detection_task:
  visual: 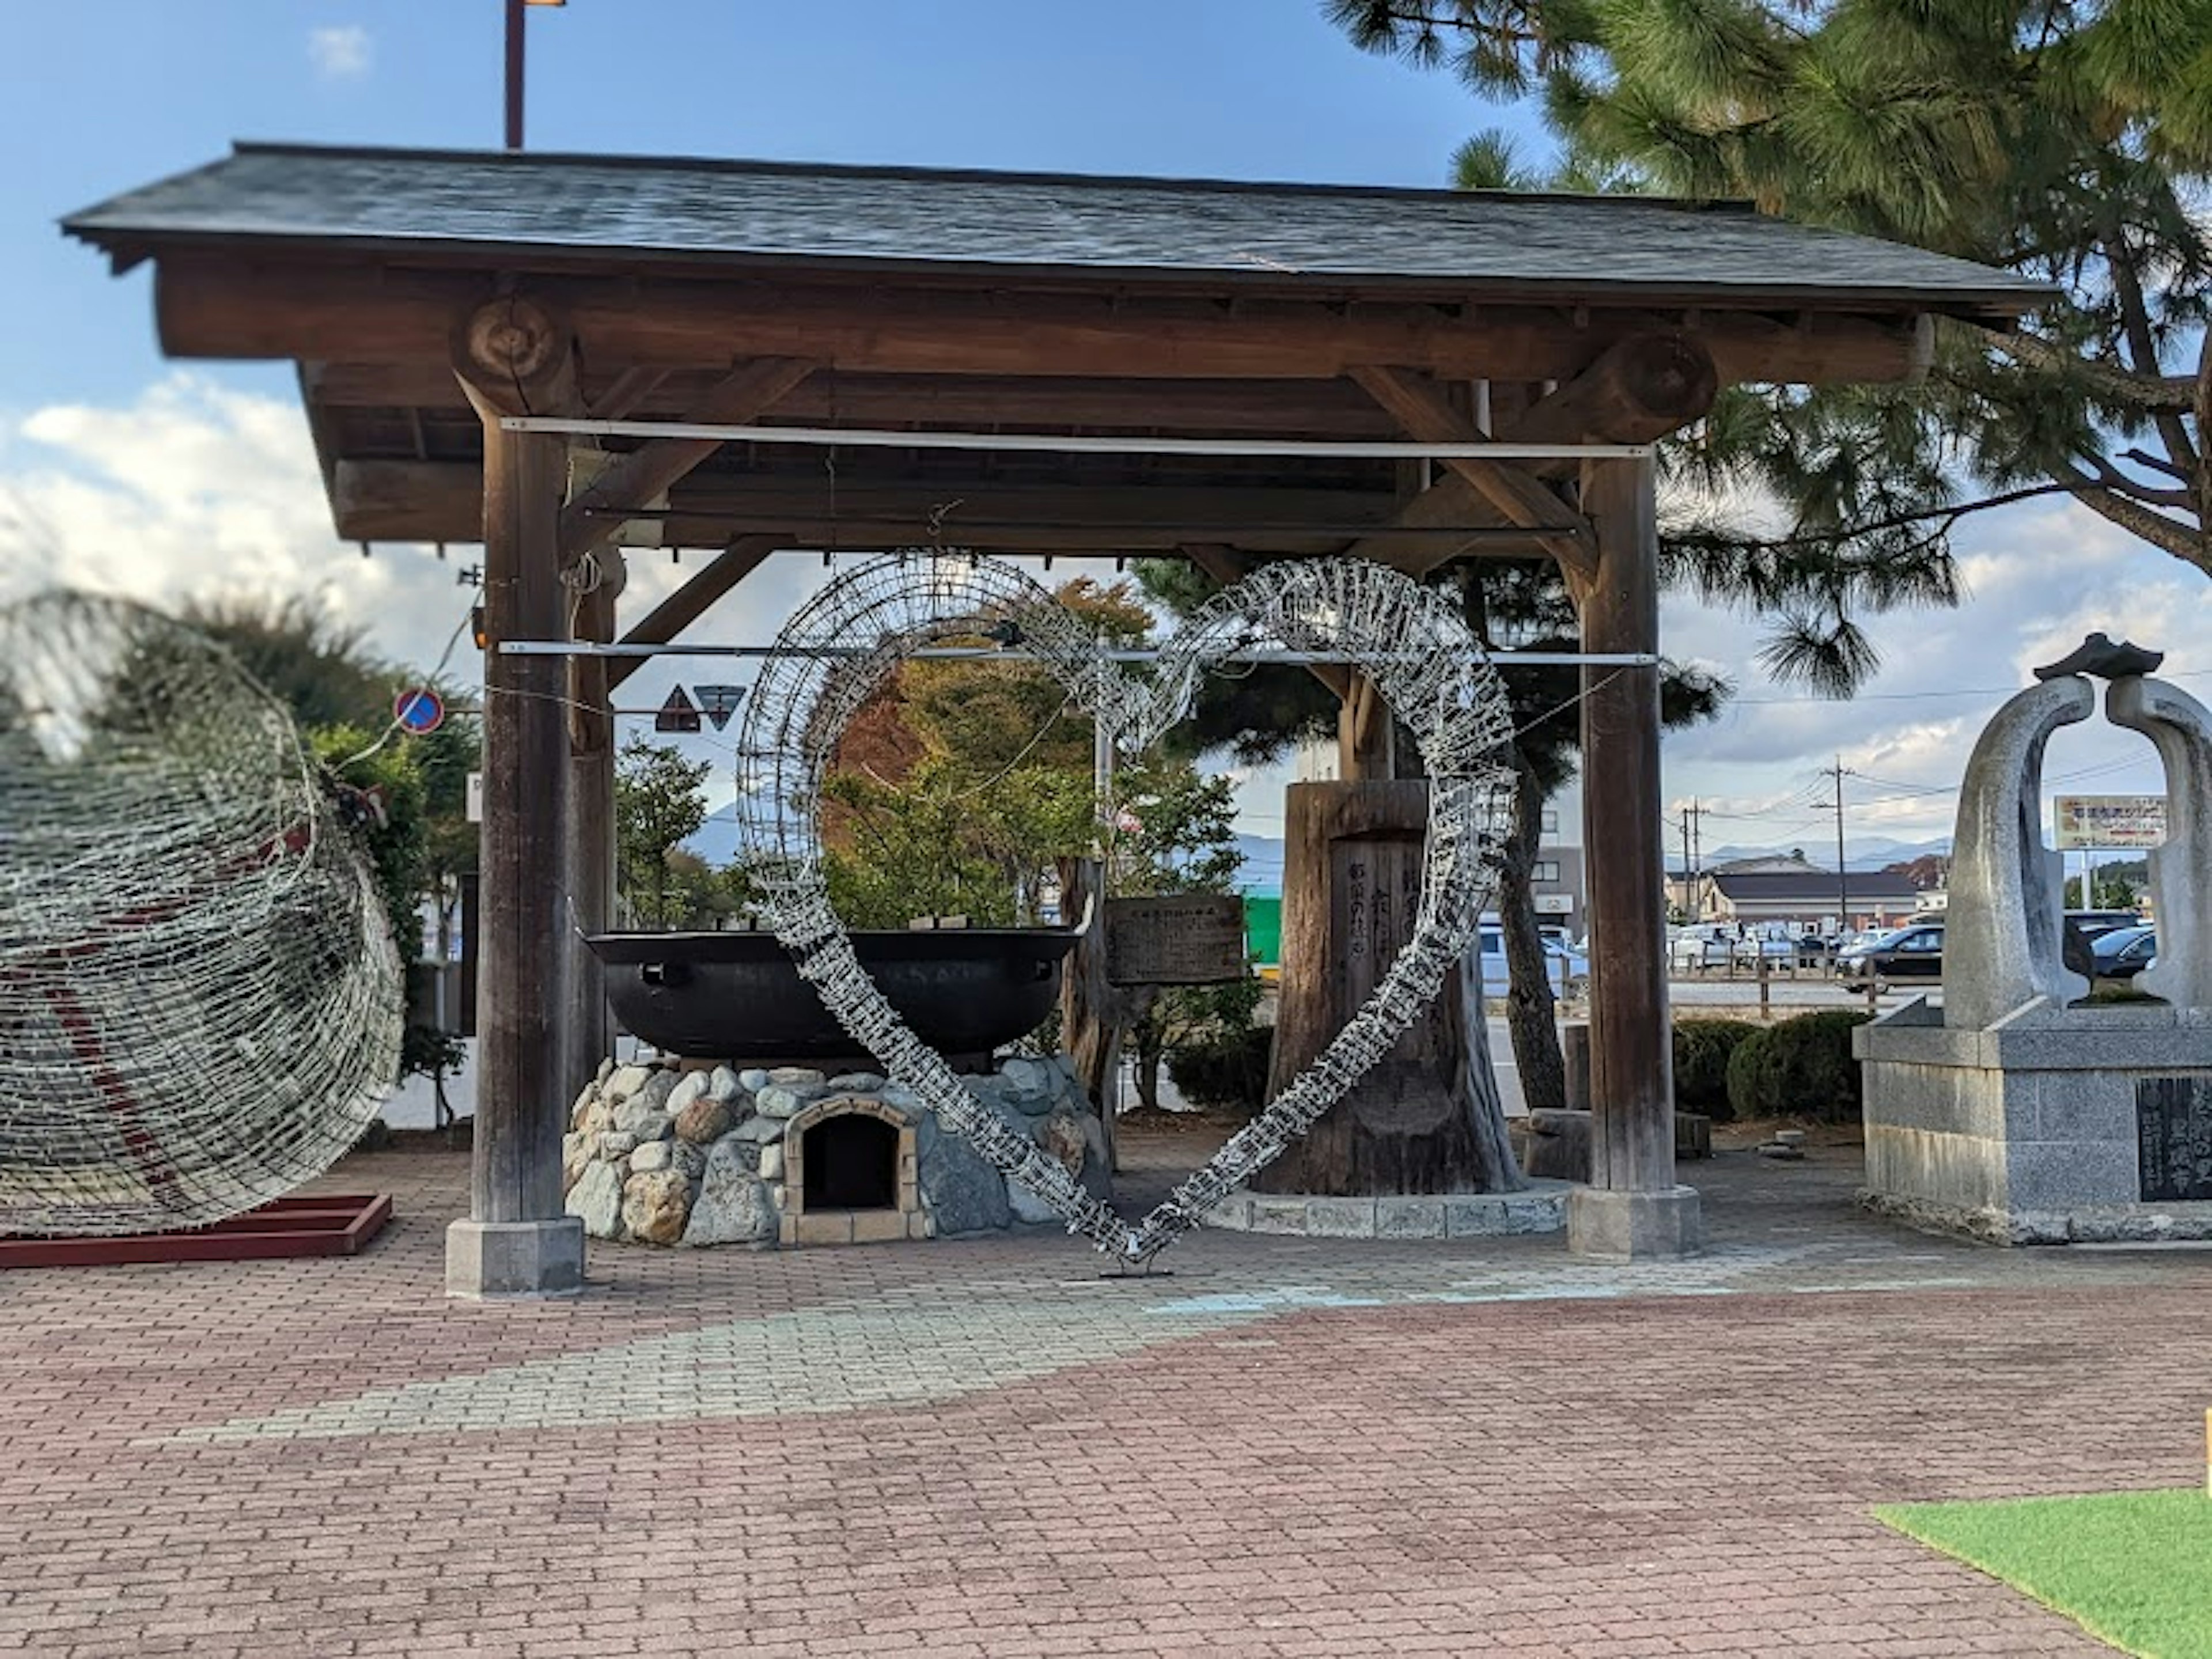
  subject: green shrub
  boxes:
[1165,1025,1274,1115]
[1724,1010,1871,1123]
[1673,1018,1760,1122]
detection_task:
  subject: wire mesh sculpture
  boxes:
[738,552,1514,1262]
[0,591,403,1237]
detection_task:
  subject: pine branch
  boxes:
[2055,464,2212,576]
[1672,482,2074,557]
[1987,329,2198,412]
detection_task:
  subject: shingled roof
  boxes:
[65,143,2050,315]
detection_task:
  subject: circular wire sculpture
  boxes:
[738,551,1514,1260]
[0,590,403,1236]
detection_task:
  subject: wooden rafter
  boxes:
[557,357,817,563]
[606,536,779,691]
[1346,364,1594,579]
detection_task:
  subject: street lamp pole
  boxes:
[503,0,565,150]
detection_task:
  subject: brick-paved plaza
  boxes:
[3,1129,2205,1658]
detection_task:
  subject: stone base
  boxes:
[1859,1187,2212,1247]
[1566,1184,1703,1261]
[445,1218,586,1299]
[1857,1002,2212,1229]
[1204,1181,1570,1239]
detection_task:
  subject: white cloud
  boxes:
[308,25,372,81]
[1654,493,2211,850]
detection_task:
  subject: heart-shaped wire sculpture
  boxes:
[737,553,1514,1261]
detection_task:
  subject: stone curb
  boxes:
[1204,1179,1572,1238]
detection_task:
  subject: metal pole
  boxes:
[497,641,1662,665]
[503,0,525,150]
[495,414,1655,462]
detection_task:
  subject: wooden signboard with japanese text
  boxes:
[1104,895,1249,986]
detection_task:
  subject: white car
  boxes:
[1477,925,1588,994]
[1669,926,1737,969]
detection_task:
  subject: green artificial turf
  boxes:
[1876,1490,2212,1658]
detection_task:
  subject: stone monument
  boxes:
[1857,636,2212,1241]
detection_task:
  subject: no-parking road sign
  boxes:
[394,687,445,736]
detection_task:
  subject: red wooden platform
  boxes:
[0,1194,394,1269]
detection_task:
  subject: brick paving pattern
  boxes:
[2,1128,2203,1656]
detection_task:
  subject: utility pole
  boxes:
[1823,757,1853,930]
[1688,797,1703,921]
[1679,805,1694,923]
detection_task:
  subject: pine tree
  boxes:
[1328,0,2212,622]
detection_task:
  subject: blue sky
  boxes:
[1,1,2201,865]
[7,0,1512,407]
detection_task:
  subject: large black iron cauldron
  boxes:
[586,927,1079,1067]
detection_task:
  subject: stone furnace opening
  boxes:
[804,1113,898,1210]
[778,1096,929,1246]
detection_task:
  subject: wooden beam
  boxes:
[306,364,1404,436]
[154,256,1933,385]
[452,292,578,418]
[606,536,779,691]
[1347,363,1595,580]
[335,460,1555,554]
[1331,472,1514,577]
[558,357,817,562]
[1500,333,1721,479]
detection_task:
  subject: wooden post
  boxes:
[1567,456,1701,1258]
[446,296,586,1297]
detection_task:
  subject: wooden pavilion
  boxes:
[66,144,2046,1293]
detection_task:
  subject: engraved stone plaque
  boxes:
[2135,1076,2212,1201]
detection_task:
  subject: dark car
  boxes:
[1836,923,1944,991]
[2067,909,2143,941]
[2089,925,2158,981]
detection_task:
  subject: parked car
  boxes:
[1794,931,1842,967]
[1476,925,1588,994]
[1736,931,1797,965]
[1668,925,1730,970]
[1836,922,1944,991]
[2089,925,2158,981]
[2066,908,2143,943]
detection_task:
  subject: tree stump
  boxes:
[1251,781,1521,1196]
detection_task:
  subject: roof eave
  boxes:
[56,224,2054,324]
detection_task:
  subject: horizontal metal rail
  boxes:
[496,642,1659,666]
[498,415,1653,462]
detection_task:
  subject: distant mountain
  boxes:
[685,814,743,868]
[1234,832,1285,895]
[1702,836,1952,873]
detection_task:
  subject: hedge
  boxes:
[1165,1025,1273,1115]
[1724,1009,1872,1124]
[1672,1018,1760,1122]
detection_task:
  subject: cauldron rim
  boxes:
[584,925,1082,967]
